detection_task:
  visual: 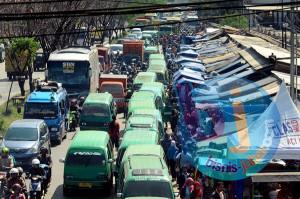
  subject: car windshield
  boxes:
[47,61,89,86]
[81,104,109,117]
[5,127,38,141]
[100,84,123,95]
[66,151,105,166]
[124,181,173,198]
[24,102,58,119]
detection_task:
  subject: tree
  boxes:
[7,38,39,96]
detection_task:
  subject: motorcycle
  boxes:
[29,176,43,199]
[68,111,78,132]
[39,164,50,189]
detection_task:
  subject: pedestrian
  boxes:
[177,166,190,190]
[210,182,227,199]
[191,181,203,199]
[108,115,120,149]
[170,108,179,133]
[180,177,194,199]
[167,140,179,180]
[161,134,172,156]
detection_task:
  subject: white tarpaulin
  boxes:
[228,82,300,160]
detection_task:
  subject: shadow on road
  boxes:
[50,184,114,199]
[50,184,63,199]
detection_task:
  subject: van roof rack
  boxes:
[36,81,62,93]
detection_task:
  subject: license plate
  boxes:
[79,182,92,188]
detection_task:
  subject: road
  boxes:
[0,62,44,105]
[45,114,126,199]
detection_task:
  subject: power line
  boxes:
[0,1,299,21]
[0,5,297,39]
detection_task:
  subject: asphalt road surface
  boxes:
[45,114,126,199]
[0,62,44,105]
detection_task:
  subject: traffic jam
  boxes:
[0,10,300,199]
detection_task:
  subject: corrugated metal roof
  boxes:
[239,48,270,70]
[202,52,238,65]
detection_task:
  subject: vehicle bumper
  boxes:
[64,180,108,190]
[49,130,61,141]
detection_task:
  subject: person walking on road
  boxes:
[167,140,179,180]
[108,115,120,149]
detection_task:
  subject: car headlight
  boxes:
[51,127,58,132]
[29,147,38,153]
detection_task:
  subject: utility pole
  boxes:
[290,0,296,102]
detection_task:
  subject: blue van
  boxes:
[24,81,68,145]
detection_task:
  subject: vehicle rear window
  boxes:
[101,84,123,95]
[124,181,172,198]
[81,104,109,117]
[66,151,105,166]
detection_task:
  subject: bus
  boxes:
[46,46,100,99]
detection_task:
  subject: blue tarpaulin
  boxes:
[178,49,199,58]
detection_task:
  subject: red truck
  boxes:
[99,74,128,113]
[96,45,112,73]
[123,40,144,63]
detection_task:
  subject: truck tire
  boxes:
[63,186,70,197]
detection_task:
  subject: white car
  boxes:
[130,28,142,40]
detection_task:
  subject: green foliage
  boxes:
[220,13,249,30]
[0,101,23,136]
[10,37,39,67]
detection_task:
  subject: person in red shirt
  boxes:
[9,184,26,199]
[108,115,120,149]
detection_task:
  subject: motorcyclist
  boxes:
[28,159,46,192]
[0,148,14,172]
[9,184,26,199]
[78,96,85,109]
[69,98,79,125]
[7,168,25,192]
[37,147,52,185]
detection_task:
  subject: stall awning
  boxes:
[248,172,300,182]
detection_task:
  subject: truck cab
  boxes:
[99,74,128,113]
[23,81,68,145]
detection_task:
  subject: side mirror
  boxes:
[59,158,65,163]
[116,193,123,198]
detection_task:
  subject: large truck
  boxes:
[99,74,128,113]
[123,40,144,64]
[95,45,112,73]
[5,47,31,80]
